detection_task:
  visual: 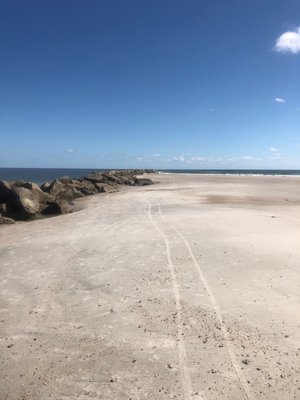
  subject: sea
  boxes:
[0,168,299,184]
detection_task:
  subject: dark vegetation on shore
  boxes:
[0,169,155,224]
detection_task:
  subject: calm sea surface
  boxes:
[0,168,299,184]
[0,168,110,183]
[159,169,300,176]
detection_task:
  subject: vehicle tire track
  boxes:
[154,198,253,400]
[147,200,195,400]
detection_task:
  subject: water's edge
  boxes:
[0,168,300,184]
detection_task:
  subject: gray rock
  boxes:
[0,181,13,203]
[11,187,41,217]
[0,215,15,224]
[42,200,74,215]
[94,183,117,193]
[102,173,122,185]
[71,180,98,195]
[0,202,8,217]
[40,182,50,192]
[21,182,44,192]
[134,178,153,186]
[84,173,105,184]
[46,179,85,201]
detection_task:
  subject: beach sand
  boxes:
[0,173,299,400]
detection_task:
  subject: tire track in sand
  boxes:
[154,199,253,400]
[147,200,195,400]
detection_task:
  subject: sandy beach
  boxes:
[0,173,299,400]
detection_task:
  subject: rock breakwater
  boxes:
[0,169,154,223]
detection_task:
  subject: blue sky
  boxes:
[0,0,299,169]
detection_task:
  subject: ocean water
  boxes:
[0,168,299,184]
[0,168,109,184]
[159,169,300,176]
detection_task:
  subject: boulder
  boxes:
[45,179,84,201]
[123,177,135,185]
[0,203,8,217]
[102,173,122,185]
[40,182,50,192]
[42,200,74,215]
[58,176,73,184]
[94,183,117,193]
[0,180,13,203]
[5,184,53,219]
[10,180,26,187]
[55,186,84,201]
[134,178,153,186]
[93,183,106,193]
[11,187,41,217]
[0,215,15,224]
[84,173,105,184]
[45,179,65,195]
[70,180,98,196]
[22,182,44,191]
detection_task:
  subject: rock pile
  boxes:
[0,170,154,224]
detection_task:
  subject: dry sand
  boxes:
[0,173,299,400]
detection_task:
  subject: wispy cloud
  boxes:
[190,156,206,161]
[275,27,300,54]
[269,147,282,160]
[275,97,286,103]
[67,149,74,153]
[173,155,185,162]
[240,155,255,160]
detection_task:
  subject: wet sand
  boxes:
[0,173,299,400]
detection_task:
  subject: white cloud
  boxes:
[151,153,161,157]
[190,156,206,161]
[275,27,300,54]
[173,155,185,161]
[240,155,255,160]
[67,149,74,153]
[275,97,286,103]
[269,147,282,160]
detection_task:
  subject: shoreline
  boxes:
[158,171,300,177]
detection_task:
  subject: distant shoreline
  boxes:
[0,167,300,182]
[158,169,300,176]
[158,171,300,177]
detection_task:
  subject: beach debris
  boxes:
[242,358,250,365]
